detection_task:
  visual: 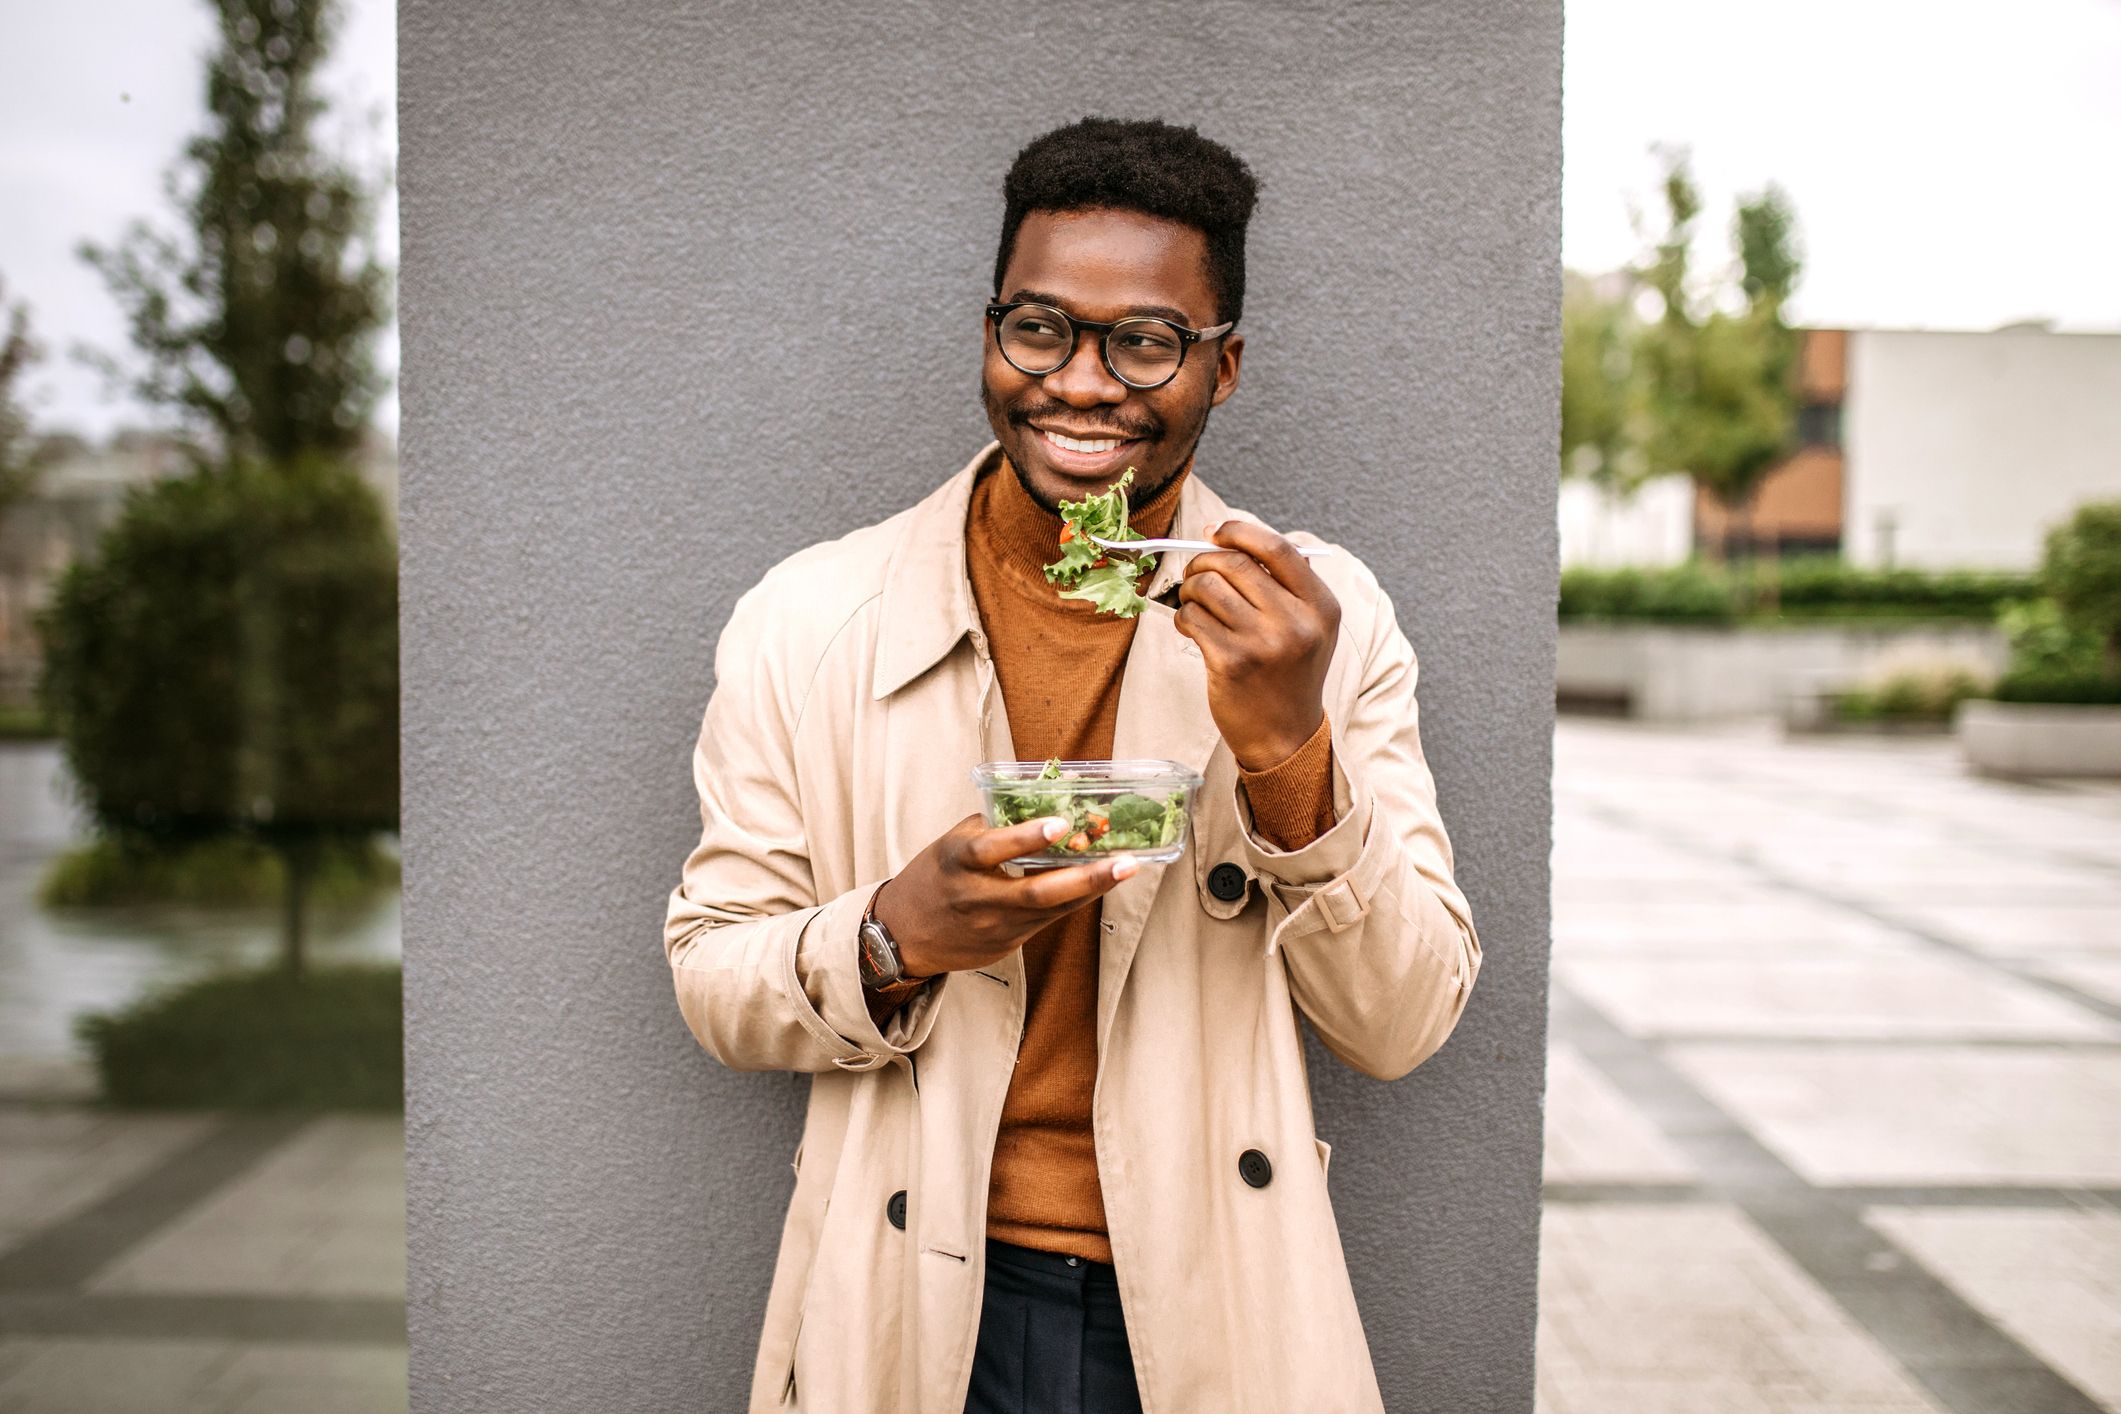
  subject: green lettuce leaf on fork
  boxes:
[1044,468,1155,619]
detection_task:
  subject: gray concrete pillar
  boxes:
[400,2,1559,1409]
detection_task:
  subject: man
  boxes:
[664,117,1480,1414]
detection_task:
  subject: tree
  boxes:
[1,277,53,520]
[38,461,399,977]
[1560,270,1636,489]
[80,0,387,468]
[2043,500,2121,677]
[1628,150,1803,563]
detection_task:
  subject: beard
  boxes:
[978,372,1210,515]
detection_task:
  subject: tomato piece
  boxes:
[1086,815,1109,839]
[1090,556,1109,568]
[1059,523,1076,543]
[1065,831,1091,852]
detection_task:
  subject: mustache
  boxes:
[1004,398,1161,443]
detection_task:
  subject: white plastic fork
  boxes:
[1088,533,1337,558]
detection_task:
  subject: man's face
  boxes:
[981,208,1243,515]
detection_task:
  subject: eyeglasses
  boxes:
[985,301,1235,391]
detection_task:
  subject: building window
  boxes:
[1797,402,1842,448]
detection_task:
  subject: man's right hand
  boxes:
[873,813,1137,978]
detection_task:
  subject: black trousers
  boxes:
[964,1239,1143,1414]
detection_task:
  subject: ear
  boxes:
[1208,332,1244,408]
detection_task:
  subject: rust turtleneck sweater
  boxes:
[962,453,1338,1263]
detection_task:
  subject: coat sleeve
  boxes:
[662,584,949,1075]
[1231,565,1481,1082]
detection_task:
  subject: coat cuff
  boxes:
[1236,712,1338,851]
[1234,742,1369,892]
[791,881,949,1071]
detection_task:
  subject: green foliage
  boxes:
[1046,469,1155,618]
[41,832,397,909]
[0,702,56,740]
[1772,561,2036,618]
[1998,597,2104,679]
[1560,272,1635,487]
[1559,560,2029,624]
[1993,670,2121,706]
[0,276,55,519]
[36,459,398,970]
[1834,662,1989,722]
[2040,500,2121,671]
[1559,563,1736,623]
[76,963,402,1110]
[1615,150,1803,552]
[79,0,387,466]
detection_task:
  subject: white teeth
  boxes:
[1043,431,1125,454]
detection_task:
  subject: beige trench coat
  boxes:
[664,443,1481,1414]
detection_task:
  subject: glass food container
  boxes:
[971,758,1205,871]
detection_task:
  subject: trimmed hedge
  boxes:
[1559,559,2036,624]
[76,963,402,1110]
[40,833,399,909]
[1993,670,2121,706]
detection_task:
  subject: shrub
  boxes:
[1558,559,2032,623]
[1768,559,2034,619]
[0,702,55,739]
[76,963,402,1110]
[1834,655,1992,722]
[1559,563,1736,623]
[2041,500,2121,674]
[1993,671,2121,706]
[41,833,398,909]
[37,459,398,976]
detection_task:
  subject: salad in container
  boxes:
[972,758,1204,871]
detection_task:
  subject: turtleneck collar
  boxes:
[974,454,1193,582]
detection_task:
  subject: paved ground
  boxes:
[1541,717,2120,1414]
[0,718,2114,1411]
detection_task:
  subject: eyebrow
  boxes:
[1006,288,1199,327]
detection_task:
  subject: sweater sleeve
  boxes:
[1237,711,1338,851]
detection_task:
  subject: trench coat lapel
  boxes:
[1098,472,1232,1050]
[866,448,1234,1036]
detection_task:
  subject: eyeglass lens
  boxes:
[996,305,1186,388]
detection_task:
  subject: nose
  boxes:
[1042,328,1130,408]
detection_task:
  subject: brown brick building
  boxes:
[1693,328,1847,556]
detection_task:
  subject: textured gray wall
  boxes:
[399,2,1558,1410]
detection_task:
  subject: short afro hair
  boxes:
[994,117,1260,326]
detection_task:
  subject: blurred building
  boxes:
[0,431,397,707]
[1562,325,2121,570]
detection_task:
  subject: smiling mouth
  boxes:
[1031,428,1148,472]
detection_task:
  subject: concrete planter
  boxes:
[1556,621,2008,723]
[1957,699,2121,777]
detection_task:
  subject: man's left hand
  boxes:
[1173,519,1342,772]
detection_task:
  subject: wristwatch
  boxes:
[857,882,919,992]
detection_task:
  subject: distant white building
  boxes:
[1561,325,2121,571]
[1844,328,2121,569]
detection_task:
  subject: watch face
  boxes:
[860,920,900,985]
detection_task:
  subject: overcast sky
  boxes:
[3,0,2118,442]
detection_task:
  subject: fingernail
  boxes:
[1203,520,1221,536]
[1112,857,1139,880]
[1043,817,1069,840]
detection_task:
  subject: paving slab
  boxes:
[89,1118,404,1301]
[1867,1207,2121,1411]
[1666,1043,2121,1188]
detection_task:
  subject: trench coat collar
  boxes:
[869,441,1234,702]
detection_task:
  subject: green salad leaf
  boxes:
[989,758,1190,857]
[1044,469,1155,619]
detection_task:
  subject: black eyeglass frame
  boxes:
[984,300,1236,390]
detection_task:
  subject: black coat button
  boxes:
[1207,862,1248,902]
[1238,1149,1273,1189]
[886,1190,907,1230]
